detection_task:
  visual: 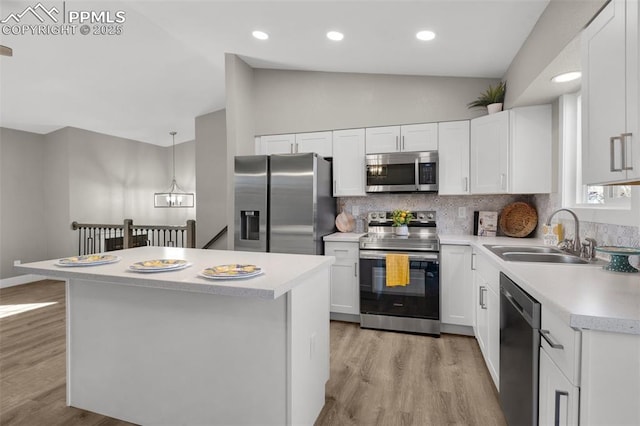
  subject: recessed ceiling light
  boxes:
[551,71,581,83]
[326,31,344,41]
[416,30,436,41]
[252,30,269,40]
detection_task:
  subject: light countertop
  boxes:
[16,246,334,300]
[440,235,640,335]
[323,232,366,242]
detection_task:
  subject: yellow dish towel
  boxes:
[386,254,409,287]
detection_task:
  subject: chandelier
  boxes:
[154,131,195,208]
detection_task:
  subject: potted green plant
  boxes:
[392,209,414,235]
[467,81,506,114]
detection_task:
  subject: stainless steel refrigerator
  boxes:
[234,153,336,255]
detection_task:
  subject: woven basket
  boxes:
[335,212,355,232]
[499,202,538,238]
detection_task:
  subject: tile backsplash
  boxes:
[337,193,640,248]
[338,193,539,236]
[534,193,640,248]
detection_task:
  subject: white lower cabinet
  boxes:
[440,245,473,326]
[473,249,500,390]
[324,241,360,317]
[539,348,580,426]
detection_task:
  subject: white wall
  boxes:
[0,128,48,279]
[253,70,498,136]
[196,109,227,249]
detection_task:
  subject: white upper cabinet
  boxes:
[258,132,333,157]
[470,105,551,194]
[365,126,401,154]
[365,123,438,154]
[333,129,366,196]
[261,134,296,155]
[295,131,333,158]
[401,123,438,152]
[582,0,639,184]
[470,111,510,194]
[438,121,470,195]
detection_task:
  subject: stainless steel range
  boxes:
[359,211,440,335]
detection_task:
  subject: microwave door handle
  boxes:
[415,158,420,190]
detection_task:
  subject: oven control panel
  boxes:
[367,210,435,224]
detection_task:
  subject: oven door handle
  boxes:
[359,250,439,261]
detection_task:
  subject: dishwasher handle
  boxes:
[540,329,564,350]
[501,285,538,327]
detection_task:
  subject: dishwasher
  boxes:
[499,272,541,426]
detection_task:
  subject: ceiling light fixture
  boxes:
[154,131,195,208]
[551,71,581,83]
[326,31,344,41]
[0,45,13,56]
[252,30,269,40]
[416,30,436,41]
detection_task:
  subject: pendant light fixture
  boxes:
[154,131,195,208]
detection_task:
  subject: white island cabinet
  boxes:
[16,246,333,426]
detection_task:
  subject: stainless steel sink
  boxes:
[501,252,589,264]
[485,245,564,255]
[484,244,605,265]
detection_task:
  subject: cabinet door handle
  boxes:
[541,329,564,349]
[464,177,469,192]
[396,136,399,151]
[499,173,506,190]
[290,143,294,154]
[622,132,633,170]
[610,136,623,172]
[554,390,569,426]
[479,286,487,309]
[402,135,405,151]
[354,263,358,277]
[471,252,476,270]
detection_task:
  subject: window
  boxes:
[560,93,638,226]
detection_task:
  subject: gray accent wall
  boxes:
[0,126,196,279]
[225,54,256,249]
[196,109,227,249]
[253,70,498,136]
[503,0,607,108]
[0,128,48,279]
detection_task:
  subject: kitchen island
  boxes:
[16,246,333,426]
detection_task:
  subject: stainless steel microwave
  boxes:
[365,151,438,193]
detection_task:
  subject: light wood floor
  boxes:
[1,280,506,426]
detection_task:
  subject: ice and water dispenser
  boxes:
[240,210,260,241]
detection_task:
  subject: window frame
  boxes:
[558,93,638,227]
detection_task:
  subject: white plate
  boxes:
[129,259,190,272]
[199,264,263,280]
[56,254,121,267]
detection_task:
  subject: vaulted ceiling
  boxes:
[0,0,550,145]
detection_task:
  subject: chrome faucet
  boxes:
[545,208,581,255]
